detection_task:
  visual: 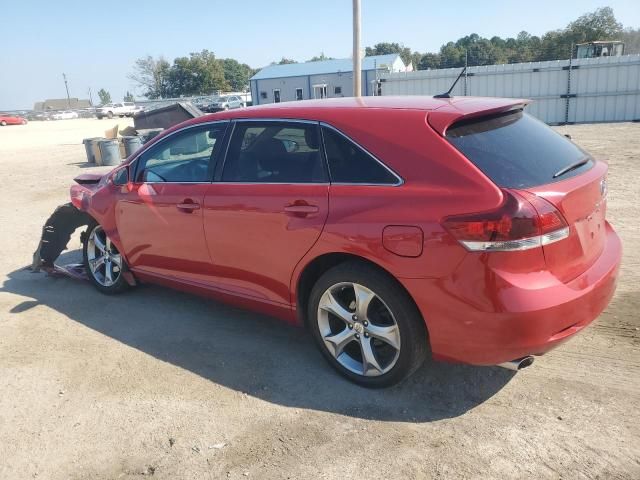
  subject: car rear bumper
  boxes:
[401,222,622,365]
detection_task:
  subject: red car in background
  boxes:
[68,96,621,387]
[0,114,27,126]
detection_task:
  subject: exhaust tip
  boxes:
[497,355,535,371]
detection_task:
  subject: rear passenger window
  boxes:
[322,127,399,184]
[222,122,327,183]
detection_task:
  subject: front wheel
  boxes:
[83,222,130,294]
[308,262,428,388]
[107,112,113,119]
[0,121,6,126]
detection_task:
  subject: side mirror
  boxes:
[112,166,129,186]
[564,134,572,140]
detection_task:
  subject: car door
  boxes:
[203,120,329,305]
[116,122,228,283]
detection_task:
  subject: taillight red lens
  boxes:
[442,190,569,251]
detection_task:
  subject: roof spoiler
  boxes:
[427,99,529,136]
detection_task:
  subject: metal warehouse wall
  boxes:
[380,55,640,124]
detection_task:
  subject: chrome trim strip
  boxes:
[461,227,570,252]
[129,117,404,187]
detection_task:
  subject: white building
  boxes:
[250,54,406,105]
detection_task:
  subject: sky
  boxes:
[1,0,639,110]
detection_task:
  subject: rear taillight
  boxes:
[442,189,569,252]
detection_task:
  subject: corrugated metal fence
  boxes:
[380,55,640,124]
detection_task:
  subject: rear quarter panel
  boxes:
[290,108,504,304]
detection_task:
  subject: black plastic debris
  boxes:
[133,102,203,130]
[32,203,92,272]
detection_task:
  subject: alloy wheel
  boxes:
[86,225,122,287]
[317,282,401,377]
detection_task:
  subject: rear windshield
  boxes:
[446,110,592,188]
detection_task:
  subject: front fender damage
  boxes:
[31,202,92,275]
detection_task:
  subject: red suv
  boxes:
[70,96,621,387]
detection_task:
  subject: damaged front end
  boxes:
[32,173,105,276]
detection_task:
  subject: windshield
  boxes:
[446,110,592,188]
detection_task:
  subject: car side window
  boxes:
[135,124,227,183]
[322,126,400,184]
[222,122,327,183]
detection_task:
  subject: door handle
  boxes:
[284,204,319,216]
[176,200,200,213]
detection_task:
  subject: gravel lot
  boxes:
[0,118,639,479]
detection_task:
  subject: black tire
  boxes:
[107,111,113,119]
[83,221,130,295]
[0,121,6,126]
[97,116,103,120]
[308,261,428,388]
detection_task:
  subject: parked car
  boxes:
[52,110,79,120]
[201,95,244,112]
[96,102,143,119]
[68,96,621,387]
[0,114,27,126]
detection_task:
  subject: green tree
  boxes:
[417,53,441,70]
[123,91,135,102]
[278,57,296,64]
[97,88,111,105]
[167,50,229,97]
[365,42,413,66]
[128,55,171,99]
[621,28,640,54]
[566,7,623,44]
[221,58,253,91]
[308,52,334,62]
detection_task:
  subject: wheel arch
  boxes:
[294,252,428,336]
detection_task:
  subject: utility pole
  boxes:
[62,73,71,108]
[87,87,94,107]
[352,0,361,97]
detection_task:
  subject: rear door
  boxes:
[446,110,607,282]
[203,120,329,305]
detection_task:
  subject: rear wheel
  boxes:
[0,121,6,126]
[83,222,129,294]
[308,262,428,387]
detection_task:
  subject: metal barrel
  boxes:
[90,138,104,166]
[82,138,100,163]
[122,136,143,157]
[98,139,122,166]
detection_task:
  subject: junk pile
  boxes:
[80,102,203,166]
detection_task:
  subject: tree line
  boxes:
[127,50,256,99]
[125,7,638,100]
[366,7,638,69]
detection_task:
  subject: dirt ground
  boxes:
[0,118,638,480]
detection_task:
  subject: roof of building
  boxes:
[250,54,403,81]
[34,98,92,111]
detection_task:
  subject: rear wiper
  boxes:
[553,158,589,179]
